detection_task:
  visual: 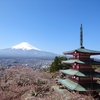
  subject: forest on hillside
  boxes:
[0,65,96,100]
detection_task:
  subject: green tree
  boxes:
[50,56,69,72]
[50,56,59,72]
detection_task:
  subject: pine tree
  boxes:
[50,56,59,72]
[50,56,69,72]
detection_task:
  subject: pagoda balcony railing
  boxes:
[70,67,93,71]
[68,77,96,83]
[70,58,100,63]
[69,57,94,61]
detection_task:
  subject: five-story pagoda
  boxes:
[58,24,100,92]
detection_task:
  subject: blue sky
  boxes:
[0,0,100,54]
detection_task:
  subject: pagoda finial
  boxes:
[80,24,84,49]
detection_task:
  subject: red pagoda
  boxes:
[58,24,100,92]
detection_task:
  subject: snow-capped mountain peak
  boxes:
[12,42,41,51]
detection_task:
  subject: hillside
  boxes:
[0,66,95,100]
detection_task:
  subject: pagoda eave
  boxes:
[60,69,100,77]
[62,59,100,65]
[58,78,100,92]
[63,48,100,55]
[58,78,86,91]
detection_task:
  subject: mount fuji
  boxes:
[0,42,58,59]
[12,42,41,51]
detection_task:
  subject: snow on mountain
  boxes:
[0,42,59,59]
[12,42,41,51]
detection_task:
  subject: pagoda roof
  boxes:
[58,78,86,91]
[58,78,100,91]
[63,48,100,55]
[62,59,84,64]
[62,59,100,65]
[60,69,100,77]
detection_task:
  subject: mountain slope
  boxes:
[0,42,58,59]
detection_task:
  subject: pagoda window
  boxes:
[77,65,79,69]
[76,77,79,81]
[73,65,76,69]
[73,63,77,69]
[74,55,77,59]
[72,76,76,79]
[77,55,79,59]
[73,65,75,68]
[74,63,76,65]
